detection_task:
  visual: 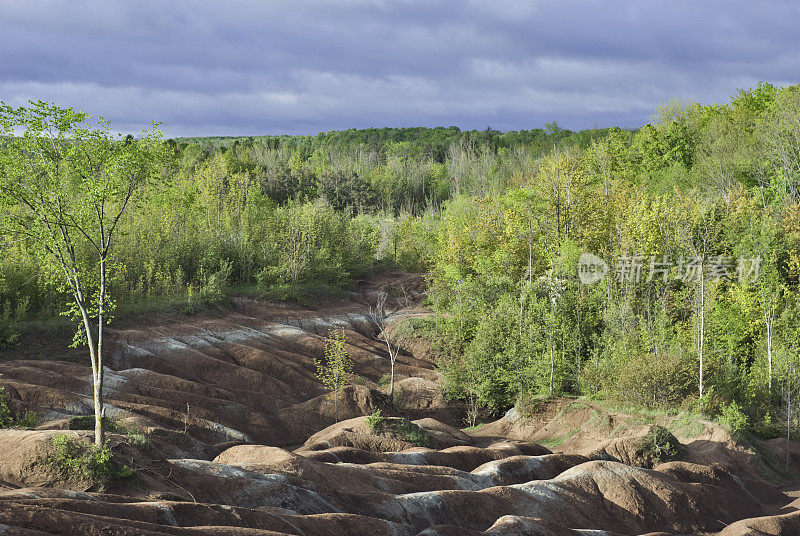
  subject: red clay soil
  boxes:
[0,272,799,535]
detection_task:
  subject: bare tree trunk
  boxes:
[787,367,792,471]
[389,359,395,398]
[765,299,774,394]
[699,273,705,400]
[334,368,340,423]
[95,256,106,447]
[549,332,555,397]
[73,279,103,447]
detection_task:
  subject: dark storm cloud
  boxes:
[1,0,797,136]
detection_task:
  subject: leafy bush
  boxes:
[68,415,117,431]
[199,258,233,304]
[391,385,405,411]
[718,401,750,437]
[753,412,780,439]
[149,428,194,451]
[635,425,686,467]
[14,409,38,428]
[0,386,38,429]
[395,418,431,448]
[614,352,693,408]
[692,386,723,417]
[49,435,134,487]
[0,300,20,348]
[516,392,546,418]
[68,415,149,449]
[367,413,431,447]
[0,389,11,428]
[366,408,385,432]
[377,373,391,388]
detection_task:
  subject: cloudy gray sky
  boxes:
[1,0,797,137]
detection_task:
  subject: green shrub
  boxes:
[613,352,693,408]
[377,373,391,388]
[391,385,405,411]
[395,419,431,448]
[718,401,750,437]
[365,411,431,447]
[199,258,232,304]
[0,386,38,429]
[68,415,118,431]
[0,388,11,428]
[49,435,134,488]
[366,408,385,432]
[516,392,546,418]
[149,428,194,450]
[67,415,149,449]
[692,386,723,417]
[14,409,38,428]
[635,425,686,467]
[753,412,780,439]
[0,300,20,349]
[350,374,368,386]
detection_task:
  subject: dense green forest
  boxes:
[2,82,800,437]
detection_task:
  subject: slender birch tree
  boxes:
[0,101,166,446]
[316,328,353,422]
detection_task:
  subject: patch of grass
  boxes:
[596,397,679,419]
[538,409,602,450]
[609,423,628,438]
[260,281,344,306]
[366,408,385,432]
[350,374,368,386]
[395,419,431,448]
[741,432,794,484]
[67,415,149,450]
[635,425,686,467]
[667,412,705,439]
[628,415,656,426]
[391,385,405,411]
[68,415,117,431]
[367,413,431,448]
[150,491,188,502]
[149,428,194,451]
[717,401,749,438]
[540,436,569,449]
[463,423,484,432]
[563,401,593,414]
[49,435,134,489]
[0,387,38,429]
[377,373,391,388]
[383,285,402,298]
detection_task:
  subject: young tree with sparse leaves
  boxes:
[0,101,167,446]
[315,328,353,422]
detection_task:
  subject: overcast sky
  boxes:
[1,0,797,137]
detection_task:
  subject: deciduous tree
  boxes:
[0,101,166,446]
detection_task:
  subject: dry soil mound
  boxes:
[0,430,95,490]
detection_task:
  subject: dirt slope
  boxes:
[0,272,799,535]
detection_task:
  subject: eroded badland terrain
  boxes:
[0,273,799,535]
